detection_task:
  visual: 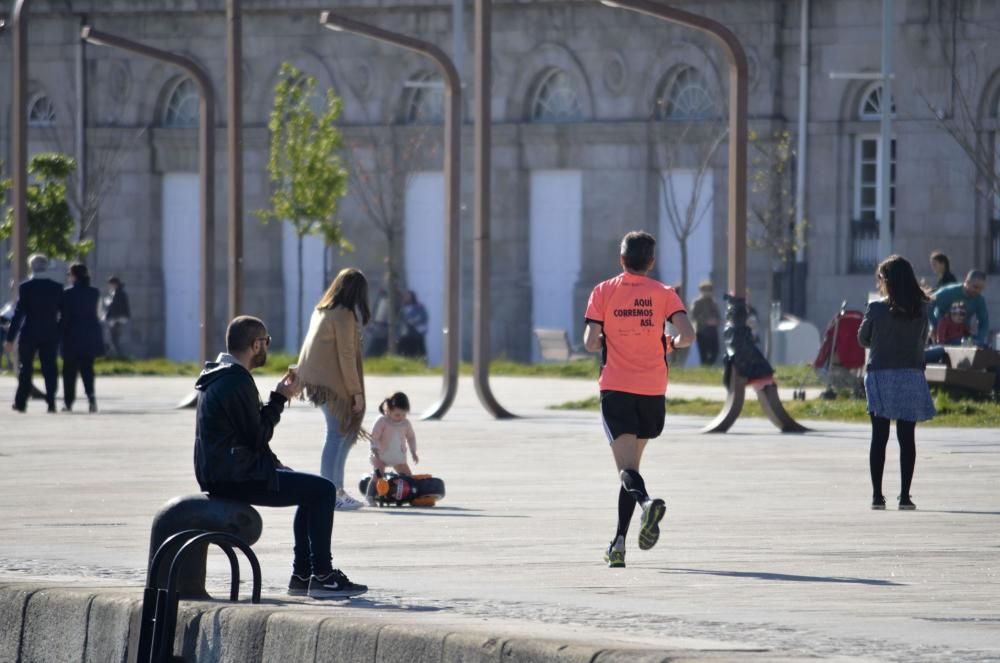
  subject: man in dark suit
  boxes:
[4,254,64,412]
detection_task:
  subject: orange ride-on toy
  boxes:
[358,472,446,507]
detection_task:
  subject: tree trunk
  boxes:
[679,240,689,306]
[385,227,400,355]
[765,258,779,362]
[297,233,304,350]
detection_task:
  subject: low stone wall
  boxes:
[0,581,689,663]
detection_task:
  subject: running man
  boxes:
[584,231,695,568]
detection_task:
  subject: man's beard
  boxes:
[251,348,268,369]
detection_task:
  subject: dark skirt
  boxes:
[864,369,936,422]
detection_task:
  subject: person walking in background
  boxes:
[296,268,371,510]
[0,297,15,373]
[398,290,428,359]
[928,271,989,347]
[5,254,63,413]
[858,255,936,511]
[689,280,721,365]
[929,251,957,291]
[60,263,105,413]
[102,275,131,358]
[584,231,695,568]
[364,285,392,358]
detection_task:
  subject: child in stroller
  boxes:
[813,301,866,399]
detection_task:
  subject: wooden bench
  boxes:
[925,347,1000,393]
[533,328,592,363]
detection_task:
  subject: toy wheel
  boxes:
[411,496,437,507]
[417,477,446,500]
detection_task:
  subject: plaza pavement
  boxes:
[1,372,998,661]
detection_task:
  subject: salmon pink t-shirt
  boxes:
[585,272,686,396]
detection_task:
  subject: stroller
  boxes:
[812,300,866,399]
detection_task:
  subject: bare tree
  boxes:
[337,68,442,355]
[918,8,1000,202]
[653,121,728,303]
[37,102,145,268]
[748,128,806,348]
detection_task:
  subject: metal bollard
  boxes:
[147,494,262,599]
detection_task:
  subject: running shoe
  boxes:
[287,574,310,596]
[336,493,365,510]
[871,495,886,510]
[604,541,626,568]
[898,495,916,511]
[308,569,368,599]
[638,498,666,550]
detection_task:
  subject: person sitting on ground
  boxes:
[369,392,419,476]
[928,271,989,347]
[929,251,958,291]
[194,315,367,599]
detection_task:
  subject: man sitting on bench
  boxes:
[194,315,367,599]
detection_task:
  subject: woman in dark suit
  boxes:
[60,263,105,412]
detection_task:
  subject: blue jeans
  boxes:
[321,403,357,491]
[209,470,335,578]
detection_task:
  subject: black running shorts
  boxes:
[599,390,666,443]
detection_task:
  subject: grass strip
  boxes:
[549,392,1000,428]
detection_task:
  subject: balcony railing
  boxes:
[849,219,880,273]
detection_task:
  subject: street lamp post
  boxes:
[472,0,515,418]
[11,1,30,286]
[227,0,244,319]
[319,11,462,420]
[81,26,216,364]
[599,0,804,433]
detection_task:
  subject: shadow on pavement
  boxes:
[918,510,1000,516]
[662,567,904,586]
[368,506,527,519]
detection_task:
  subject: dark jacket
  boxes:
[60,281,105,358]
[193,358,286,492]
[935,270,957,290]
[104,287,130,320]
[858,300,929,371]
[7,276,64,346]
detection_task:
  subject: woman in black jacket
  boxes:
[61,263,105,412]
[858,255,936,510]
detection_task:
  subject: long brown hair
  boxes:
[316,268,371,324]
[876,255,929,319]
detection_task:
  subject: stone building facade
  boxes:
[2,0,998,361]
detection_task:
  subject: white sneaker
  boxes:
[336,493,364,510]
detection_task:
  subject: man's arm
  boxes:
[667,312,696,349]
[232,376,287,457]
[6,287,26,343]
[584,321,603,353]
[974,296,990,346]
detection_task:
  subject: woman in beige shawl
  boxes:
[296,268,370,510]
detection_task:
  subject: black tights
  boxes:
[869,415,916,499]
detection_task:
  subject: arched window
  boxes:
[162,78,200,127]
[858,82,895,120]
[530,68,583,122]
[28,93,56,127]
[657,66,715,120]
[403,72,444,124]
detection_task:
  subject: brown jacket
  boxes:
[296,306,367,441]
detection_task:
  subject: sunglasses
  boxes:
[257,335,272,347]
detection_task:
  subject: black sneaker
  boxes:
[604,539,626,568]
[88,397,98,413]
[871,495,886,510]
[287,574,310,596]
[308,569,368,599]
[638,498,666,551]
[898,495,916,511]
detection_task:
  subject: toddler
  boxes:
[369,392,419,477]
